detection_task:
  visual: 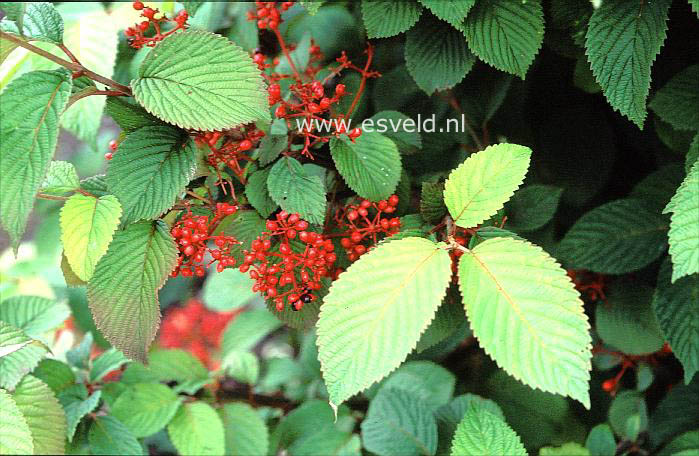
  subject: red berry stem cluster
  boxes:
[124,1,189,49]
[105,139,118,160]
[193,127,266,184]
[593,343,673,395]
[335,195,400,262]
[170,203,240,278]
[240,211,336,311]
[246,1,294,31]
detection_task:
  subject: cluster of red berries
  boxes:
[105,139,118,160]
[240,211,336,311]
[193,127,266,182]
[170,203,240,278]
[124,1,189,49]
[247,1,294,30]
[335,195,400,262]
[567,269,608,302]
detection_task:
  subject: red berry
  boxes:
[348,127,362,140]
[350,231,362,243]
[335,84,346,96]
[347,210,358,221]
[358,208,368,218]
[269,84,281,97]
[275,105,286,117]
[319,98,331,110]
[133,1,144,10]
[142,7,155,19]
[239,139,253,151]
[253,53,265,65]
[388,195,399,207]
[288,214,300,224]
[184,245,195,256]
[109,139,118,151]
[138,20,150,31]
[268,20,278,29]
[602,379,616,393]
[104,152,113,160]
[360,200,371,209]
[258,19,267,29]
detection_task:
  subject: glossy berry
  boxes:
[335,84,346,96]
[239,139,253,151]
[133,1,144,10]
[142,7,155,19]
[108,139,118,152]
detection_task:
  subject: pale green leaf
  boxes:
[417,0,474,27]
[450,403,526,456]
[202,267,257,312]
[405,15,475,95]
[416,286,465,352]
[649,64,699,131]
[267,156,326,224]
[40,161,79,195]
[11,375,66,454]
[0,388,33,454]
[106,126,197,224]
[221,402,269,456]
[168,401,225,456]
[112,382,182,438]
[0,321,48,389]
[121,348,209,395]
[361,388,437,456]
[361,0,423,39]
[89,348,128,383]
[87,221,177,361]
[300,1,325,15]
[132,30,269,130]
[0,295,70,337]
[317,237,452,407]
[540,443,590,456]
[458,237,592,407]
[246,167,278,219]
[663,161,699,282]
[330,132,401,201]
[443,143,531,229]
[373,361,455,411]
[585,0,671,128]
[221,309,282,355]
[0,2,63,44]
[66,332,92,369]
[222,351,259,385]
[88,415,144,456]
[558,199,668,274]
[462,0,544,77]
[0,68,72,250]
[60,194,122,281]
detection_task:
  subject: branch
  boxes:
[0,31,132,96]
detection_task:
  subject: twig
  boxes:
[37,193,68,201]
[443,90,484,150]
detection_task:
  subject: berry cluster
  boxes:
[594,343,672,395]
[193,127,266,183]
[240,211,336,311]
[246,1,294,30]
[105,139,118,160]
[335,195,400,262]
[124,1,189,49]
[170,203,240,278]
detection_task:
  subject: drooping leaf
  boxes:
[0,321,48,389]
[558,199,668,274]
[0,388,33,455]
[462,0,544,78]
[168,401,225,456]
[221,402,270,456]
[267,156,326,224]
[60,194,122,281]
[584,0,671,128]
[0,295,70,337]
[361,388,438,456]
[0,1,63,44]
[649,64,699,131]
[40,161,79,195]
[458,237,592,407]
[132,30,269,130]
[246,167,278,218]
[504,184,563,232]
[317,237,452,407]
[405,15,475,95]
[106,126,197,224]
[111,382,182,438]
[330,132,401,202]
[0,68,72,250]
[450,403,526,456]
[88,415,144,456]
[663,161,699,282]
[361,0,423,39]
[87,221,177,361]
[417,0,474,27]
[11,375,66,454]
[443,143,531,229]
[33,359,75,395]
[216,209,267,264]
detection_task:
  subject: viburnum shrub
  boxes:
[0,1,697,455]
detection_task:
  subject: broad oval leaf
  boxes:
[112,382,182,438]
[0,389,33,454]
[168,401,225,456]
[267,156,326,225]
[585,0,671,128]
[450,403,526,456]
[0,68,72,250]
[663,161,699,282]
[417,0,474,28]
[329,132,401,202]
[221,402,270,456]
[361,0,423,39]
[11,375,66,455]
[458,237,592,407]
[132,30,269,130]
[649,64,699,131]
[443,143,531,229]
[60,194,122,281]
[87,221,177,361]
[106,126,197,224]
[317,237,452,407]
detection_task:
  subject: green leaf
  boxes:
[443,143,531,229]
[246,168,279,218]
[0,321,48,389]
[317,237,452,407]
[275,32,311,75]
[121,348,209,395]
[450,403,526,456]
[658,430,699,456]
[609,391,647,440]
[223,351,259,385]
[217,209,266,264]
[458,237,592,407]
[257,134,287,167]
[417,0,474,27]
[0,68,72,250]
[687,134,699,174]
[33,359,75,395]
[330,132,401,201]
[361,388,437,456]
[584,0,671,128]
[630,163,686,214]
[11,375,66,454]
[585,424,616,456]
[104,96,164,134]
[0,388,33,454]
[653,259,699,384]
[405,15,475,95]
[60,194,122,282]
[181,1,204,16]
[420,182,447,224]
[40,161,79,195]
[87,221,177,361]
[367,111,422,154]
[416,285,466,352]
[436,394,505,445]
[361,0,422,38]
[373,361,455,411]
[0,2,63,44]
[89,348,128,383]
[221,402,269,456]
[132,30,269,130]
[267,156,327,224]
[558,199,668,274]
[59,388,101,441]
[202,268,257,312]
[504,184,563,232]
[649,64,699,131]
[0,295,70,337]
[649,378,699,448]
[112,382,182,438]
[540,443,590,456]
[462,0,544,78]
[663,161,699,282]
[168,401,225,456]
[66,332,93,369]
[222,309,282,355]
[106,126,197,224]
[88,415,144,456]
